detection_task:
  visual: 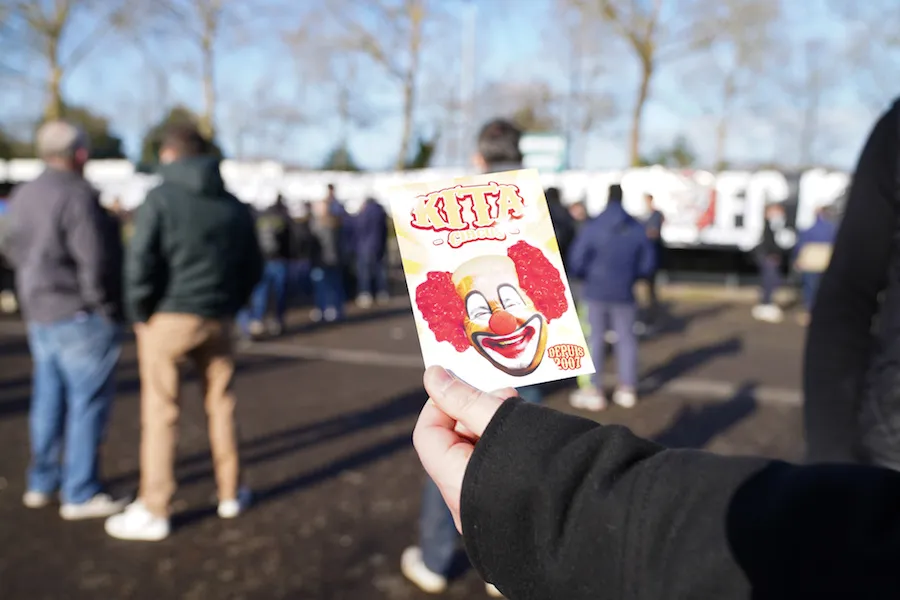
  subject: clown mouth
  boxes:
[472,315,544,373]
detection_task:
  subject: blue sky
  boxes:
[4,0,892,171]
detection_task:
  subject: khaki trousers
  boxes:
[136,313,239,517]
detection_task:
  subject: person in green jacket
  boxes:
[106,124,263,542]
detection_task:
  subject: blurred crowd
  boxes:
[0,102,868,600]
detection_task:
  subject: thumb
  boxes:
[423,366,507,438]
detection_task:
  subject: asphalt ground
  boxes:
[0,297,806,599]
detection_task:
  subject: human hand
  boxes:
[413,366,517,533]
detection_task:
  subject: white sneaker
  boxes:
[218,486,252,519]
[376,291,391,305]
[633,321,647,336]
[604,330,618,344]
[0,289,17,314]
[752,304,783,323]
[60,493,129,521]
[309,308,323,323]
[569,387,607,412]
[266,319,283,336]
[104,501,170,541]
[248,320,265,336]
[486,583,504,597]
[400,546,447,594]
[23,490,52,509]
[356,293,374,308]
[323,307,339,322]
[613,389,637,409]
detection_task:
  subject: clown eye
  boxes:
[498,284,525,310]
[465,292,492,322]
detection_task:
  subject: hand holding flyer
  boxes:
[391,169,595,391]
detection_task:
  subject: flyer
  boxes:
[391,169,595,392]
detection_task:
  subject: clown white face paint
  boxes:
[452,255,548,376]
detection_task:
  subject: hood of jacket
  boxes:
[158,156,227,196]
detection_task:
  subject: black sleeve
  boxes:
[803,103,898,463]
[461,401,900,600]
[125,195,165,323]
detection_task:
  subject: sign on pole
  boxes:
[520,133,568,172]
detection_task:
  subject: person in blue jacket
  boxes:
[793,205,837,325]
[567,183,656,411]
[353,196,390,308]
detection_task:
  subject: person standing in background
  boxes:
[242,194,294,337]
[752,203,786,324]
[566,200,596,401]
[4,120,127,520]
[105,124,263,541]
[545,187,577,261]
[640,193,665,332]
[353,196,390,308]
[567,183,656,411]
[307,198,346,323]
[792,205,837,326]
[401,119,539,598]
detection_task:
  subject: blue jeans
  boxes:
[26,313,121,503]
[757,255,781,305]
[588,301,638,390]
[249,260,289,325]
[291,259,312,301]
[802,272,822,312]
[419,388,540,575]
[356,255,388,297]
[311,266,345,315]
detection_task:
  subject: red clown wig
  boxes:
[415,241,568,353]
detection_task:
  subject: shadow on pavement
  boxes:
[639,335,744,396]
[172,431,415,531]
[282,304,412,337]
[0,355,300,420]
[108,387,426,491]
[649,302,732,339]
[652,381,759,449]
[0,335,29,358]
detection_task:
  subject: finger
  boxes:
[492,387,519,400]
[454,421,478,441]
[413,401,471,476]
[454,388,515,440]
[423,366,504,438]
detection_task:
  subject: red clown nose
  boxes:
[488,311,518,336]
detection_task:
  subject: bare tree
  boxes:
[4,0,133,122]
[554,3,617,168]
[319,0,443,169]
[562,0,721,166]
[223,74,306,160]
[827,1,900,112]
[144,0,280,140]
[689,0,783,169]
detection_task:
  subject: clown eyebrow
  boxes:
[497,284,524,308]
[464,291,491,317]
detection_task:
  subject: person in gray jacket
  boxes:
[3,121,126,520]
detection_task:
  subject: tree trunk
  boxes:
[200,37,216,140]
[45,38,64,122]
[629,57,652,167]
[714,70,736,172]
[396,0,423,170]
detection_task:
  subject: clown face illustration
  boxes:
[451,255,549,376]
